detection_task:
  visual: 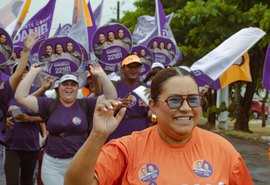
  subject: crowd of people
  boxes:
[0,34,254,185]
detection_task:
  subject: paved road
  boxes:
[0,132,269,185]
[218,132,270,185]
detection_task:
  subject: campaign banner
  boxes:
[0,27,13,65]
[54,23,72,37]
[29,38,45,64]
[38,37,83,77]
[146,36,176,66]
[92,23,132,65]
[2,45,23,76]
[132,14,172,45]
[0,0,24,28]
[13,0,56,47]
[131,45,152,79]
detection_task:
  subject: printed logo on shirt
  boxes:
[126,94,137,108]
[138,163,159,184]
[72,117,82,126]
[192,160,213,177]
[138,99,147,107]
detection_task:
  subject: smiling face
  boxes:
[66,42,73,52]
[0,34,6,44]
[122,63,142,82]
[149,68,201,146]
[45,45,53,56]
[55,44,64,54]
[58,80,79,104]
[98,33,106,44]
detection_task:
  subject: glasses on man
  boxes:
[157,94,201,109]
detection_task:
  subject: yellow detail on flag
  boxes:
[219,52,252,89]
[18,0,32,27]
[83,0,93,27]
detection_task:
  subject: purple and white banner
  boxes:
[38,37,83,77]
[0,27,13,64]
[191,27,266,82]
[13,0,56,47]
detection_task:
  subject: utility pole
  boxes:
[117,1,120,21]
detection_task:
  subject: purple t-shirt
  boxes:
[5,94,40,151]
[106,80,149,142]
[37,97,97,158]
[0,80,13,140]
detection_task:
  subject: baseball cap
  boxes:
[121,54,142,67]
[53,80,60,89]
[59,74,79,84]
[151,62,165,69]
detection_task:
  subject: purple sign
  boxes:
[147,36,176,66]
[30,38,45,64]
[38,37,83,77]
[98,60,119,72]
[131,45,152,77]
[92,23,132,65]
[41,58,79,78]
[0,27,13,65]
[2,46,23,76]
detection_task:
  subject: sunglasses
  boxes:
[157,94,201,109]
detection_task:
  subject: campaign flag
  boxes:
[0,0,32,37]
[200,53,251,89]
[190,27,265,86]
[133,14,172,46]
[133,0,183,64]
[68,0,90,53]
[262,43,270,91]
[93,0,104,27]
[13,0,56,48]
[155,0,166,36]
[53,23,72,37]
[87,0,97,52]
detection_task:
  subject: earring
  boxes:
[150,113,157,123]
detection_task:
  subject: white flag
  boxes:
[190,27,265,80]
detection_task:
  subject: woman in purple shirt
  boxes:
[15,63,117,185]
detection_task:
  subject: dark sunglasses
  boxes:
[157,94,201,109]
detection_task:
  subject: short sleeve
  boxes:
[229,154,254,185]
[95,141,128,185]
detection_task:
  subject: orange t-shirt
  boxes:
[95,126,253,185]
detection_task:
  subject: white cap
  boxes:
[53,80,60,89]
[178,65,191,72]
[59,74,79,84]
[151,62,165,69]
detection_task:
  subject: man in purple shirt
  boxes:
[106,54,150,142]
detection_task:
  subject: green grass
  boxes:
[220,120,270,142]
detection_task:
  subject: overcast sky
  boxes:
[1,0,136,33]
[30,0,136,28]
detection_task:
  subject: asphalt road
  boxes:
[0,132,269,185]
[218,132,270,185]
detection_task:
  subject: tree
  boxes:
[120,0,270,132]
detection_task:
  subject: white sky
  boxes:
[1,0,136,34]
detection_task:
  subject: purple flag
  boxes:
[68,0,89,53]
[13,0,56,47]
[155,0,166,35]
[87,1,97,52]
[263,43,270,91]
[93,0,104,27]
[133,14,172,46]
